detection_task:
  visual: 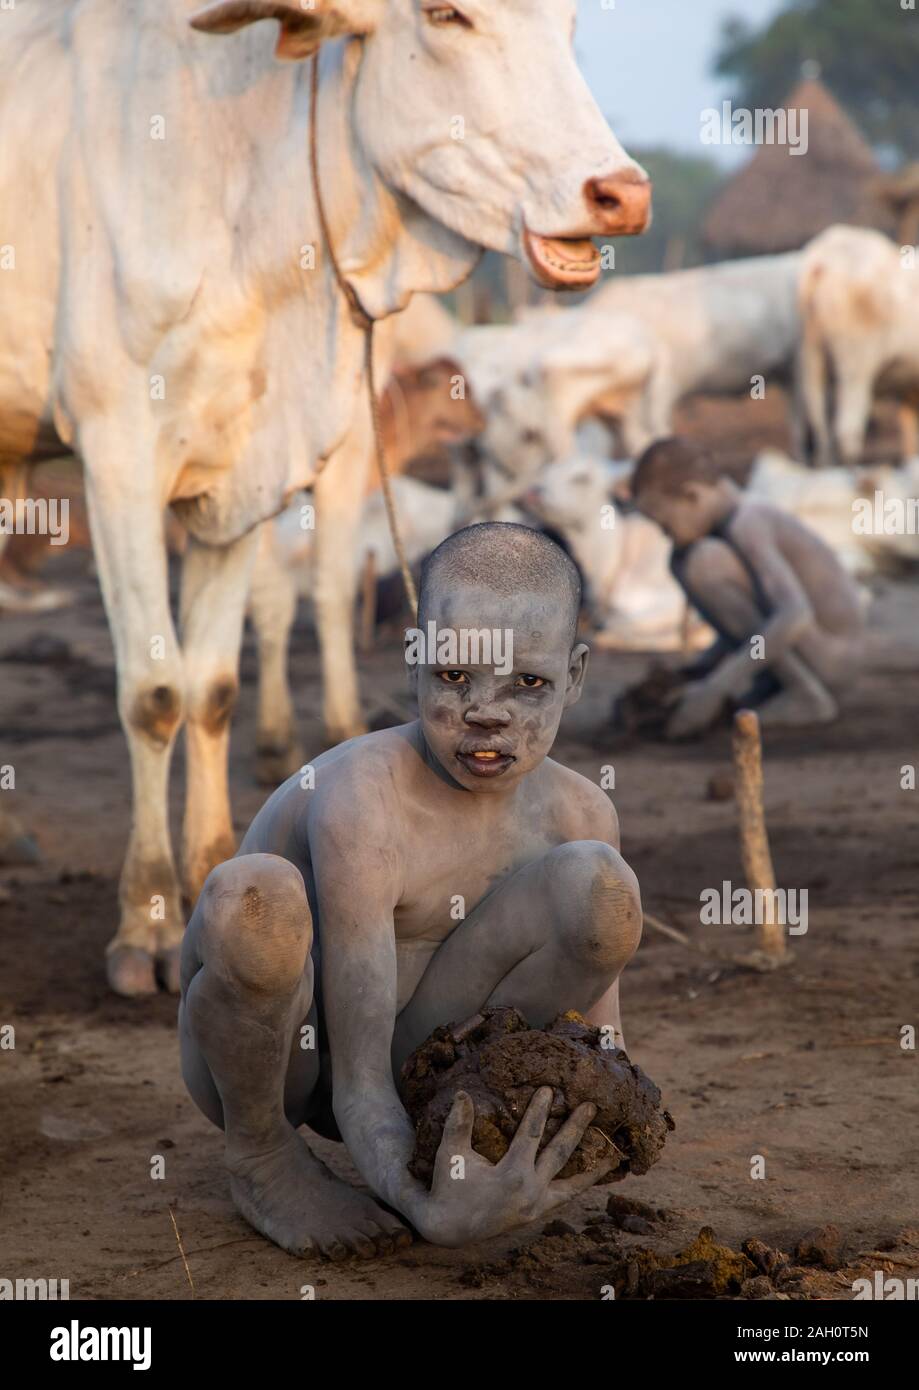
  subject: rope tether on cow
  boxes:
[309,54,419,621]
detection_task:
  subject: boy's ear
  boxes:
[563,642,590,709]
[190,1,379,61]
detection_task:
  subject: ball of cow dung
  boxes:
[401,1006,674,1187]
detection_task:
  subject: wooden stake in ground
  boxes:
[732,708,786,963]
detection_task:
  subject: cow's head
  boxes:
[522,454,617,534]
[482,314,656,477]
[190,1,651,300]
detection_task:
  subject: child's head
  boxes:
[411,522,586,792]
[632,437,735,545]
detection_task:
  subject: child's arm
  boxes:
[701,509,817,700]
[680,634,735,680]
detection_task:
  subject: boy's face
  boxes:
[410,584,588,794]
[634,481,716,546]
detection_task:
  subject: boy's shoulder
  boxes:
[542,756,620,847]
[729,496,822,554]
[309,723,419,807]
[728,495,785,536]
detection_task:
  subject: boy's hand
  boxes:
[417,1087,615,1247]
[666,678,725,739]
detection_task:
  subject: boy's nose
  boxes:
[464,703,511,728]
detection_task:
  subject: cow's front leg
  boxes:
[179,529,259,929]
[248,518,303,786]
[81,433,185,997]
[312,411,372,746]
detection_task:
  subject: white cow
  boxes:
[798,225,919,467]
[478,252,805,476]
[479,309,656,480]
[521,454,713,651]
[0,0,649,994]
[249,475,462,781]
[748,449,919,575]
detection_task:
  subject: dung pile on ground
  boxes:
[606,1227,865,1300]
[401,1006,673,1187]
[610,1226,756,1299]
[609,665,687,740]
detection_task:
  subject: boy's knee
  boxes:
[546,841,642,973]
[201,854,311,994]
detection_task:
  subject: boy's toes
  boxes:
[323,1239,351,1262]
[362,1223,394,1256]
[349,1231,379,1260]
[383,1222,413,1252]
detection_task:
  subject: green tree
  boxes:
[715,0,919,161]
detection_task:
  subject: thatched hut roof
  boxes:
[702,79,892,256]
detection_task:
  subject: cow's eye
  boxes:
[425,6,472,29]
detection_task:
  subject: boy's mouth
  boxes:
[456,746,516,778]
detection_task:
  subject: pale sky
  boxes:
[576,0,789,165]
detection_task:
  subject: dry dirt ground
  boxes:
[1,403,918,1301]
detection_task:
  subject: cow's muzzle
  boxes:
[585,170,652,237]
[522,170,652,290]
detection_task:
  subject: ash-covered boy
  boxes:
[632,438,865,739]
[179,523,642,1258]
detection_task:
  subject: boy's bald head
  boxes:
[631,436,738,546]
[632,437,722,500]
[418,522,582,647]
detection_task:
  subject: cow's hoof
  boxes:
[255,739,304,788]
[107,946,158,997]
[155,946,182,996]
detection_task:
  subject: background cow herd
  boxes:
[261,222,919,759]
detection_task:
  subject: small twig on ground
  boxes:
[169,1205,195,1297]
[862,1252,919,1269]
[642,912,692,947]
[138,1237,266,1274]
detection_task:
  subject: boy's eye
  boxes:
[516,674,546,689]
[438,670,469,684]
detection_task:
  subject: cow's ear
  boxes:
[190,2,378,61]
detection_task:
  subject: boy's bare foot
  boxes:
[227,1131,412,1260]
[758,688,837,727]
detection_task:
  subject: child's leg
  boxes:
[678,538,837,724]
[391,840,643,1075]
[179,853,409,1260]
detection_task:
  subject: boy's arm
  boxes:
[307,794,429,1232]
[680,634,734,680]
[700,511,816,701]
